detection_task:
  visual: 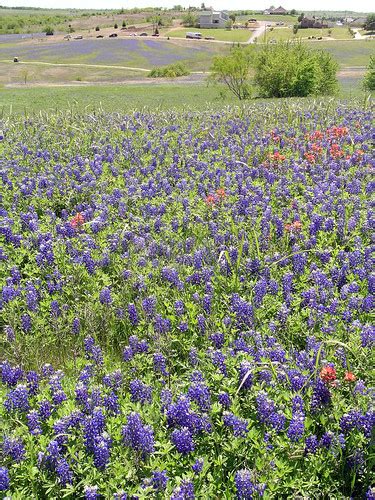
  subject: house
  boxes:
[300,17,328,28]
[199,9,229,28]
[264,6,288,15]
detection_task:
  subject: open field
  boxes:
[265,26,354,41]
[165,28,252,42]
[304,40,375,67]
[0,38,230,71]
[0,99,374,498]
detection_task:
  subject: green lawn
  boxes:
[0,84,237,115]
[164,28,251,42]
[265,26,353,42]
[304,40,375,67]
[0,69,368,117]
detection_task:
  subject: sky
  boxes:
[0,0,373,11]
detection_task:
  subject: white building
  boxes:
[199,9,229,28]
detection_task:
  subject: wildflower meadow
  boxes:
[0,100,374,499]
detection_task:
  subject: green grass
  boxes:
[0,71,369,116]
[304,40,375,67]
[265,26,352,41]
[164,28,251,42]
[0,84,236,115]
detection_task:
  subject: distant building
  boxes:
[300,17,328,28]
[349,17,366,27]
[264,6,288,15]
[199,9,229,28]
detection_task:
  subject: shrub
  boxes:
[209,46,254,100]
[363,55,375,91]
[114,23,118,29]
[148,62,190,78]
[254,41,338,98]
[95,26,100,31]
[44,26,54,35]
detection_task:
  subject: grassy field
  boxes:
[0,72,370,116]
[265,26,353,41]
[0,84,235,115]
[0,38,230,71]
[304,39,375,67]
[165,28,252,42]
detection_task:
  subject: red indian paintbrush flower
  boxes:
[320,366,337,384]
[344,371,356,382]
[70,212,85,229]
[205,195,216,207]
[216,188,226,199]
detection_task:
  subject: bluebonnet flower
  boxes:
[235,469,265,499]
[4,384,29,412]
[99,287,112,305]
[27,410,42,435]
[310,379,331,413]
[84,485,99,499]
[218,391,231,408]
[151,469,168,491]
[304,434,319,454]
[129,379,152,404]
[0,467,10,491]
[170,479,195,499]
[2,436,25,462]
[223,412,248,437]
[93,434,111,470]
[1,362,23,387]
[256,392,285,432]
[128,303,139,325]
[238,360,252,390]
[72,317,80,334]
[142,296,156,317]
[122,412,155,456]
[187,382,211,411]
[56,457,73,486]
[84,408,106,453]
[21,314,32,332]
[104,391,120,414]
[26,370,39,395]
[171,427,195,454]
[192,458,204,474]
[153,352,168,376]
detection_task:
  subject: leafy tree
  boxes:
[363,55,375,91]
[181,12,197,26]
[254,41,338,98]
[229,14,236,22]
[290,9,297,15]
[363,13,375,31]
[297,13,304,22]
[209,46,254,100]
[122,20,126,27]
[95,26,100,31]
[114,23,118,29]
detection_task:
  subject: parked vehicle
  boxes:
[139,32,148,36]
[74,35,83,39]
[96,35,104,38]
[13,57,19,62]
[186,32,202,39]
[63,35,71,40]
[109,33,118,38]
[204,36,215,40]
[151,33,160,37]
